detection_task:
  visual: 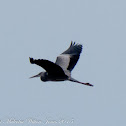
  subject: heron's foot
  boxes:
[85,83,93,86]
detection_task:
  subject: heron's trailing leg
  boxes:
[69,78,93,87]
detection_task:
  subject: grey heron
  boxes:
[29,41,93,86]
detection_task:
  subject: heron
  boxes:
[29,41,93,86]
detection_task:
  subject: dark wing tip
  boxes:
[62,41,83,56]
[70,41,76,46]
[70,41,73,46]
[29,57,34,64]
[70,41,82,47]
[72,41,83,54]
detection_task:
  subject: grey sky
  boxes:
[0,0,126,126]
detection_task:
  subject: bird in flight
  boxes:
[29,41,93,86]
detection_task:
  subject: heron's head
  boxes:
[30,72,48,82]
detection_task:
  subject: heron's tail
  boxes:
[69,77,93,87]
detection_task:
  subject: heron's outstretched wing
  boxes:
[55,41,82,71]
[29,57,65,76]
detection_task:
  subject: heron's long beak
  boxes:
[29,73,40,79]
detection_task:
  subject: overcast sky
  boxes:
[0,0,126,126]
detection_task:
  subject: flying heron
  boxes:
[29,41,93,86]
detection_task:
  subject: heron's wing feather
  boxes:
[55,54,70,70]
[55,41,82,71]
[62,41,82,55]
[29,57,65,76]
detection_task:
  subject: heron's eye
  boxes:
[45,72,48,76]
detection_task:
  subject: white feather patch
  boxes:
[55,54,70,70]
